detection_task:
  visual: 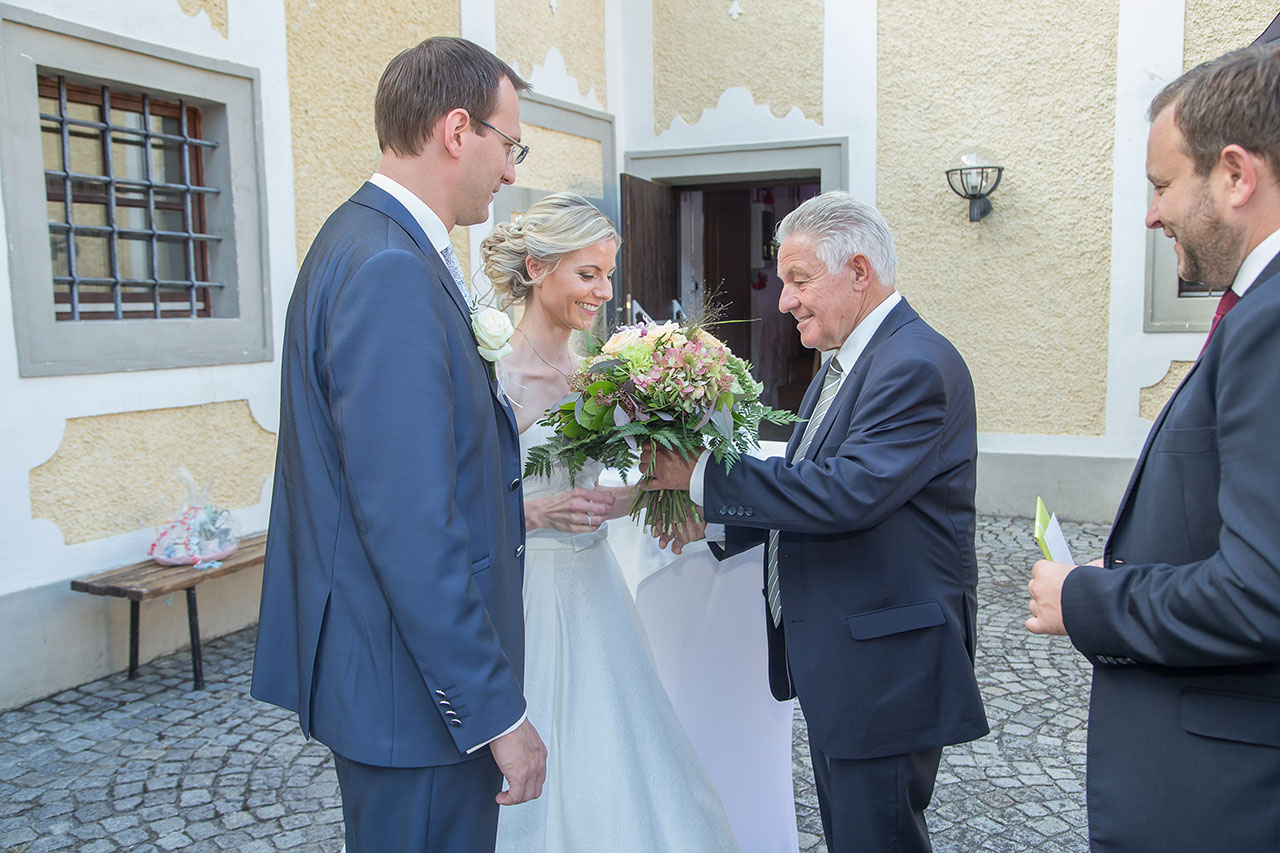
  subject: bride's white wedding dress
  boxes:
[494,422,740,852]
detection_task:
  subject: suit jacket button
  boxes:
[509,478,520,492]
[435,690,447,698]
[449,719,463,727]
[515,545,525,558]
[718,505,728,515]
[745,508,754,517]
[444,710,458,717]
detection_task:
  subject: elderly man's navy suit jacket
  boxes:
[251,183,527,768]
[706,298,989,760]
[1062,251,1280,851]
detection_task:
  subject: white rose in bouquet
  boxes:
[601,327,642,355]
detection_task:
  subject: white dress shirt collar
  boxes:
[1232,227,1280,298]
[829,289,903,375]
[368,172,453,255]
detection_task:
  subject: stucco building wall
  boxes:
[497,0,606,108]
[1184,0,1277,68]
[877,0,1118,437]
[651,0,824,134]
[0,0,294,709]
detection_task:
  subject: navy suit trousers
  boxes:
[333,751,503,853]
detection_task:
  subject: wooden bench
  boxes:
[70,532,267,690]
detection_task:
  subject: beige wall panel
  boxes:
[30,401,276,544]
[176,0,228,38]
[652,0,823,134]
[496,0,606,107]
[878,0,1117,435]
[513,124,603,197]
[1184,1,1276,69]
[285,0,461,265]
[1139,360,1193,421]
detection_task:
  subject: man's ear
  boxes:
[1219,144,1260,210]
[439,108,471,160]
[847,253,874,291]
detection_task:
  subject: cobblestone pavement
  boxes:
[794,516,1110,853]
[1,515,1107,852]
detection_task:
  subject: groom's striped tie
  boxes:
[766,356,845,628]
[441,245,474,310]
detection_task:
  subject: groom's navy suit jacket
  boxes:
[706,298,989,760]
[252,183,527,768]
[1061,251,1280,851]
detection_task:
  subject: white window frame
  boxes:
[0,6,271,376]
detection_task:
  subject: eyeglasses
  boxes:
[478,119,529,165]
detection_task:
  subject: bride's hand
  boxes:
[525,487,616,533]
[596,484,637,520]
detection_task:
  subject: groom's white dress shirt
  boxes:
[369,172,525,753]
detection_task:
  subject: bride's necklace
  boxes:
[517,327,574,377]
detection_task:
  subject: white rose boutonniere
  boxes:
[472,306,514,377]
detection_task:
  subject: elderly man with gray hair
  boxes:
[645,191,989,852]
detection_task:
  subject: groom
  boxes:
[647,192,988,852]
[252,38,544,851]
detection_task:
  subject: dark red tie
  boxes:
[1201,289,1241,353]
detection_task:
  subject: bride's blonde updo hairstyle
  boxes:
[480,192,620,308]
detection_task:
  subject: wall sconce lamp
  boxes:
[946,153,1003,222]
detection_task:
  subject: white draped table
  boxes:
[603,441,799,853]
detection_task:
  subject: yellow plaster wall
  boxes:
[496,0,606,107]
[652,0,822,134]
[1139,360,1194,421]
[29,401,276,544]
[877,0,1117,436]
[176,0,227,38]
[512,124,603,197]
[284,0,461,265]
[1184,1,1277,69]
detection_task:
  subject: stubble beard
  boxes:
[1177,186,1246,291]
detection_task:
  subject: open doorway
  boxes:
[620,178,821,439]
[680,183,820,438]
[620,139,846,437]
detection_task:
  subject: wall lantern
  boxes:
[946,153,1003,222]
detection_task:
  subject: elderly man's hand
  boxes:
[655,508,706,555]
[1026,560,1076,635]
[639,445,698,492]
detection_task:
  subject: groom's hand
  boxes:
[640,445,697,492]
[491,718,547,805]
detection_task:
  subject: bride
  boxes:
[480,193,739,852]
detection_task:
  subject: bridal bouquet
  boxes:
[524,319,797,539]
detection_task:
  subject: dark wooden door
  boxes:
[619,173,679,322]
[702,188,753,360]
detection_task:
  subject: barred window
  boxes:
[40,74,221,320]
[2,14,271,375]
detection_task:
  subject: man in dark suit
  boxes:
[647,191,989,852]
[251,38,545,851]
[1027,44,1280,851]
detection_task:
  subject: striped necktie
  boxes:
[441,245,473,310]
[766,356,845,627]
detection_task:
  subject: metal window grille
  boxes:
[39,74,223,320]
